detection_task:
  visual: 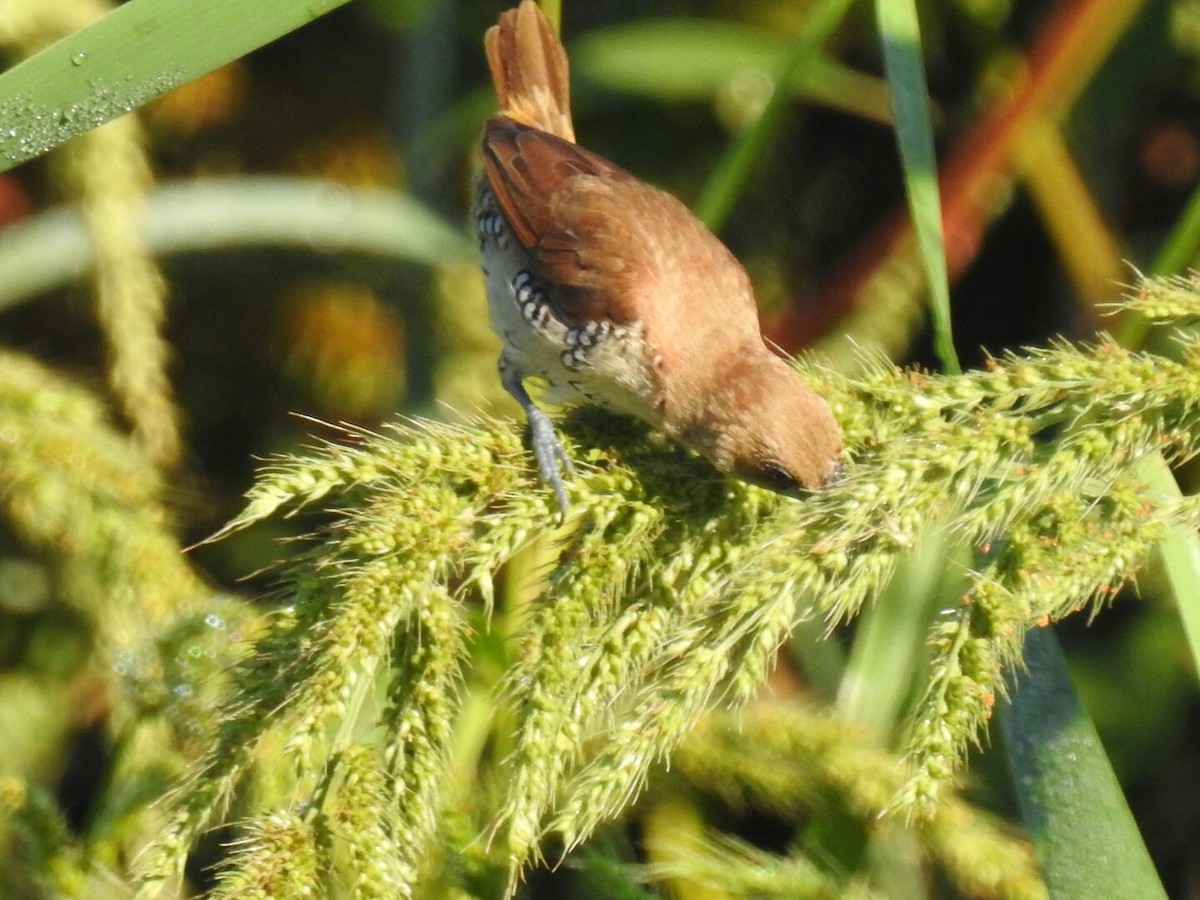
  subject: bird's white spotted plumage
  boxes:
[476,183,654,414]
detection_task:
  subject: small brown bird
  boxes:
[477,1,841,511]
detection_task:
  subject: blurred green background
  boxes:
[1,0,1199,895]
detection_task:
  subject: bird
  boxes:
[476,1,841,512]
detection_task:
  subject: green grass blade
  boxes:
[1001,628,1166,900]
[1114,185,1200,684]
[1150,179,1200,278]
[572,21,891,125]
[540,0,562,36]
[0,0,351,175]
[836,526,953,736]
[1115,177,1200,347]
[0,177,473,312]
[1138,454,1200,701]
[693,0,857,232]
[874,0,959,373]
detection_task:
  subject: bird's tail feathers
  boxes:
[485,1,574,142]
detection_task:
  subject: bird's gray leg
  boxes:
[499,357,573,514]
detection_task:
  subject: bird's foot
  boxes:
[525,405,573,516]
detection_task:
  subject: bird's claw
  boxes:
[526,405,572,516]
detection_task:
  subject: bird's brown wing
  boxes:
[482,115,646,327]
[483,114,761,369]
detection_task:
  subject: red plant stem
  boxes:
[765,0,1148,351]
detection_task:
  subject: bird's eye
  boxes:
[750,462,802,495]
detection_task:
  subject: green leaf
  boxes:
[574,20,789,99]
[691,0,858,232]
[874,0,959,373]
[1001,628,1167,900]
[0,177,473,313]
[572,19,889,124]
[1150,179,1200,278]
[1114,177,1200,348]
[837,524,959,737]
[1138,454,1200,697]
[0,0,352,175]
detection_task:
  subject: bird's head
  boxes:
[683,350,842,495]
